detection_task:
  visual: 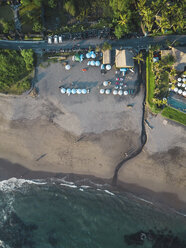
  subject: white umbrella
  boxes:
[113,90,118,95]
[87,61,91,66]
[60,88,66,94]
[90,61,95,66]
[182,78,186,82]
[103,81,108,86]
[100,89,105,94]
[178,77,182,82]
[91,53,96,59]
[82,89,87,94]
[77,89,82,94]
[124,91,128,95]
[105,89,111,95]
[174,87,178,92]
[66,88,71,95]
[118,90,123,96]
[72,89,77,94]
[178,89,183,94]
[177,82,181,87]
[95,61,100,67]
[106,65,111,71]
[182,83,185,88]
[86,53,91,59]
[65,64,71,70]
[183,91,186,96]
[185,87,186,90]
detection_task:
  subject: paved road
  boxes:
[0,35,186,51]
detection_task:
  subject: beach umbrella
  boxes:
[65,64,71,70]
[100,89,105,94]
[82,89,87,94]
[178,77,182,82]
[118,90,123,96]
[106,64,111,71]
[91,53,96,59]
[90,61,95,66]
[86,53,91,59]
[105,89,111,95]
[72,88,77,94]
[113,90,118,95]
[177,82,181,87]
[182,83,185,88]
[174,87,178,92]
[183,91,186,96]
[66,88,71,95]
[103,81,108,87]
[178,89,183,94]
[95,61,100,67]
[87,61,91,66]
[60,88,66,94]
[77,89,82,94]
[124,90,128,95]
[182,78,186,82]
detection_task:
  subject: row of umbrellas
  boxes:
[86,51,96,59]
[177,77,186,82]
[100,89,129,96]
[61,88,88,95]
[177,82,185,88]
[172,88,186,96]
[87,60,100,66]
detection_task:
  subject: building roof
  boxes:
[115,49,134,68]
[103,50,111,65]
[161,47,186,71]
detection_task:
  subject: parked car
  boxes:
[48,36,52,44]
[54,35,58,44]
[58,35,62,43]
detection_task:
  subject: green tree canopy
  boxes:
[0,49,31,93]
[21,49,34,71]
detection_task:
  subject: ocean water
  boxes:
[0,178,186,248]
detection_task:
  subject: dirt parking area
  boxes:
[37,56,142,136]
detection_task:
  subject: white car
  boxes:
[48,36,52,44]
[58,35,62,43]
[54,35,58,44]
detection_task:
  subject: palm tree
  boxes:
[133,52,144,73]
[133,52,144,64]
[118,14,127,26]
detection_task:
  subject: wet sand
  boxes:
[1,158,186,213]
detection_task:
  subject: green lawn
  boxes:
[162,107,186,126]
[146,53,161,113]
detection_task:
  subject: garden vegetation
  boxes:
[0,49,34,94]
[1,0,184,37]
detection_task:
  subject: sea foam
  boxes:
[0,177,46,192]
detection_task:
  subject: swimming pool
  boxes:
[167,95,186,113]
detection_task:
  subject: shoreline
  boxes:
[1,158,186,214]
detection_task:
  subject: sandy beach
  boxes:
[0,60,186,211]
